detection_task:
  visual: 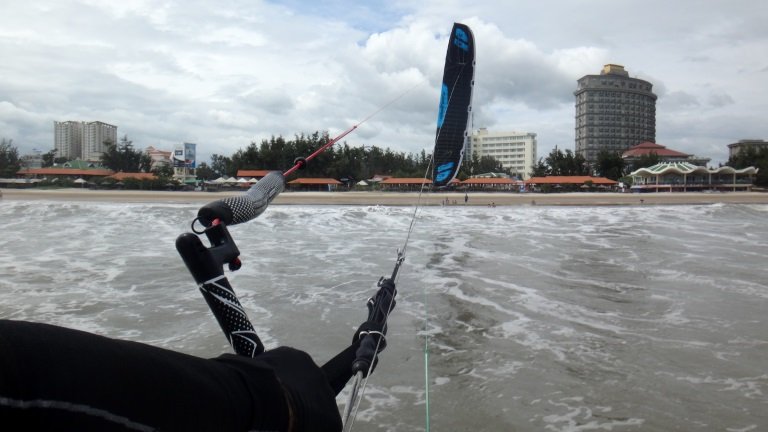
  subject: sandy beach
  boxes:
[2,187,768,206]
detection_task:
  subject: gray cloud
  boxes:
[1,0,766,166]
[708,93,735,108]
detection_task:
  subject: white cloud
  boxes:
[1,0,766,166]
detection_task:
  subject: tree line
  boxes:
[3,134,766,187]
[199,132,505,182]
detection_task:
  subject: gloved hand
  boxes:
[352,278,397,346]
[257,347,342,432]
[351,278,396,376]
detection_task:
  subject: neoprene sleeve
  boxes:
[0,320,294,431]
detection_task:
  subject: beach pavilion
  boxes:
[629,162,759,192]
[287,177,343,191]
[461,177,523,191]
[378,177,434,191]
[525,176,618,192]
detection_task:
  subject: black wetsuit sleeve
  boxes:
[321,344,359,395]
[0,319,289,431]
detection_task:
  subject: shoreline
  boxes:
[3,187,768,206]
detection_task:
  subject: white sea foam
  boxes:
[1,201,767,429]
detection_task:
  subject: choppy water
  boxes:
[1,200,767,431]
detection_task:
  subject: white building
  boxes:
[54,121,83,159]
[145,146,173,171]
[82,121,117,162]
[470,128,537,179]
[54,120,117,161]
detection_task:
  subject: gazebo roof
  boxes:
[630,162,759,177]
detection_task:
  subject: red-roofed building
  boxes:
[526,176,617,185]
[236,170,273,179]
[287,177,342,191]
[622,142,710,166]
[460,177,523,191]
[525,176,617,191]
[108,172,158,181]
[17,167,114,179]
[379,177,433,191]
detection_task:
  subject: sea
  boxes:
[1,199,766,431]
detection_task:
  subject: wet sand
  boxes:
[3,187,768,206]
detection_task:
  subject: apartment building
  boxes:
[54,120,117,161]
[470,128,537,179]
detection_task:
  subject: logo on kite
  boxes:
[437,84,449,128]
[435,162,455,182]
[453,28,469,51]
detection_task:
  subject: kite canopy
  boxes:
[432,23,475,187]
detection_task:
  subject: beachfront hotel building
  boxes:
[469,128,537,179]
[54,120,117,161]
[574,64,657,164]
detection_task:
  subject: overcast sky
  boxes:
[2,0,766,166]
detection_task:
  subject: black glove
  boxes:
[352,278,397,345]
[351,278,396,376]
[257,347,342,432]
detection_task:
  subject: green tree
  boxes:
[0,138,21,177]
[41,150,69,167]
[530,159,548,177]
[475,155,505,174]
[458,153,505,178]
[42,150,57,168]
[595,150,625,180]
[544,148,590,176]
[195,162,217,181]
[139,153,152,173]
[727,146,768,186]
[100,136,150,172]
[151,162,175,179]
[210,154,234,177]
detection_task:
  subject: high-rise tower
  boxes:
[54,121,83,159]
[574,64,657,164]
[82,121,117,162]
[54,120,117,161]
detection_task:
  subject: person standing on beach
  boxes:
[464,193,468,204]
